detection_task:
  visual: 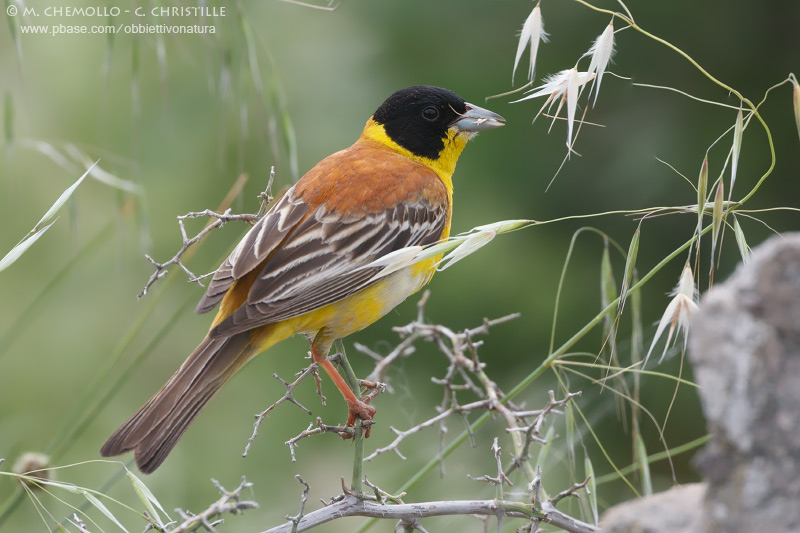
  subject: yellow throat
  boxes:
[360,117,471,194]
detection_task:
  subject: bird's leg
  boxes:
[311,335,376,437]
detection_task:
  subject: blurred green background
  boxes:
[1,0,798,530]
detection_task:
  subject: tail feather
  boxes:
[100,333,254,474]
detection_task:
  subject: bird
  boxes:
[100,85,505,473]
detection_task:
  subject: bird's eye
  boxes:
[422,106,440,121]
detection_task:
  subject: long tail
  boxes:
[100,332,255,473]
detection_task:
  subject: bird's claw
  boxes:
[343,397,376,439]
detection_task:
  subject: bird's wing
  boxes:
[210,196,446,337]
[195,189,310,314]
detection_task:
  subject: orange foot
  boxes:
[344,397,376,438]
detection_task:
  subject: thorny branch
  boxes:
[138,209,257,298]
[551,477,592,506]
[300,294,587,532]
[264,494,597,533]
[363,476,406,504]
[169,477,257,533]
[365,397,492,462]
[132,286,592,532]
[359,292,580,474]
[285,418,358,462]
[243,353,383,460]
[243,365,324,458]
[285,476,310,531]
[506,390,583,476]
[162,280,588,531]
[139,169,275,298]
[467,438,512,491]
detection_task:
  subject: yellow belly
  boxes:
[249,257,438,353]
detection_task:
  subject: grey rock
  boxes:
[691,234,800,533]
[599,483,705,533]
[600,234,800,533]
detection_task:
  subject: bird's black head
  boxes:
[372,86,470,160]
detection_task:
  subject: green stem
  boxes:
[336,339,365,494]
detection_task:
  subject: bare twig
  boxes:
[363,476,406,504]
[139,209,259,298]
[319,493,346,507]
[467,438,512,492]
[285,418,356,462]
[528,466,543,505]
[363,295,522,462]
[365,398,492,462]
[285,421,324,463]
[550,477,591,506]
[243,366,320,457]
[468,439,514,532]
[285,476,310,533]
[257,167,277,217]
[170,477,257,533]
[139,172,275,298]
[263,494,598,533]
[507,390,583,476]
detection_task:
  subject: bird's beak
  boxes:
[451,102,506,132]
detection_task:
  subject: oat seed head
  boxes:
[697,156,708,239]
[513,2,549,85]
[513,69,595,150]
[643,264,699,368]
[586,21,616,107]
[730,108,744,197]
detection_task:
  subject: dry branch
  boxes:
[139,209,259,298]
[170,477,257,533]
[262,494,597,533]
[139,170,275,298]
[243,365,323,458]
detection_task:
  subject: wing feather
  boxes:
[210,199,446,337]
[195,190,309,314]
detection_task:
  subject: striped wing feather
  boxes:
[195,190,308,314]
[211,198,445,337]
